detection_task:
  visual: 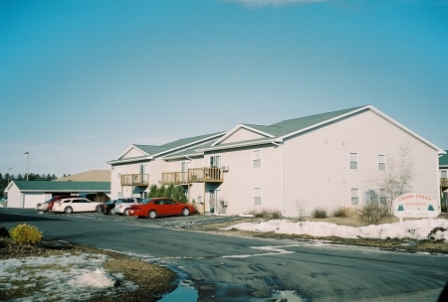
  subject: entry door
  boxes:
[181,162,190,183]
[208,190,219,214]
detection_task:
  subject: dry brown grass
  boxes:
[191,214,448,254]
[0,239,176,302]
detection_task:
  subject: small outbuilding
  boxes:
[4,181,110,209]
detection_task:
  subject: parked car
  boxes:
[36,199,52,212]
[38,195,70,212]
[101,199,118,215]
[111,198,142,216]
[128,198,195,219]
[52,197,102,214]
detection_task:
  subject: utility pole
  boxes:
[24,152,29,181]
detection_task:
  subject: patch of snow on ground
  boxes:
[0,253,137,301]
[225,218,448,241]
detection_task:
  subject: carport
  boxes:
[4,181,110,209]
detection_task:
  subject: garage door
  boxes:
[24,193,45,209]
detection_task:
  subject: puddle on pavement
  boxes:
[158,278,307,302]
[158,279,198,302]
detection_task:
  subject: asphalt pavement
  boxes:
[1,208,448,302]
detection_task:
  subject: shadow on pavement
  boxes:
[0,212,66,223]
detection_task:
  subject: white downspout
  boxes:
[272,141,284,216]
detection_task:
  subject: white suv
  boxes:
[111,198,141,216]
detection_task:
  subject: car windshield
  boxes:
[140,198,153,205]
[105,200,116,205]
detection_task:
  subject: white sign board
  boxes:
[392,193,438,219]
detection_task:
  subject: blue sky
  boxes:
[1,0,447,177]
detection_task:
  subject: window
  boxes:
[210,155,221,168]
[182,161,190,172]
[379,189,387,205]
[140,164,147,174]
[365,190,377,205]
[378,154,386,171]
[253,150,261,168]
[254,187,262,206]
[350,153,358,170]
[117,167,122,179]
[351,188,359,205]
[441,170,447,179]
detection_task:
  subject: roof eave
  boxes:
[107,156,153,165]
[152,132,226,158]
[198,139,276,152]
[367,106,445,154]
[212,125,274,147]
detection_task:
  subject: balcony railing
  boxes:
[162,172,189,185]
[441,178,448,188]
[121,174,149,186]
[162,167,223,185]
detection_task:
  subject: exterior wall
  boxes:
[6,183,22,208]
[24,193,46,208]
[209,144,282,215]
[6,184,51,209]
[110,161,151,199]
[221,128,265,145]
[282,110,440,217]
[122,148,146,159]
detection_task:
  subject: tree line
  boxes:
[0,173,60,198]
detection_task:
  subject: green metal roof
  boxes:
[132,145,168,155]
[132,132,224,157]
[13,181,110,192]
[440,151,448,167]
[267,106,366,137]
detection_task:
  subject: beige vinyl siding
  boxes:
[122,147,146,159]
[5,183,22,208]
[215,145,282,215]
[220,128,266,145]
[282,110,440,217]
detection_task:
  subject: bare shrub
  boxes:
[312,208,327,219]
[295,200,307,221]
[332,207,355,218]
[249,209,283,219]
[359,204,390,224]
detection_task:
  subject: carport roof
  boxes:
[11,181,110,192]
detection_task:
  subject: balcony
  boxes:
[162,167,223,185]
[441,178,448,188]
[121,174,149,186]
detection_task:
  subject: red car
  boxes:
[128,198,195,219]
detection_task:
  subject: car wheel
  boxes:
[148,210,157,219]
[96,205,101,212]
[124,209,129,216]
[64,207,73,214]
[182,208,190,216]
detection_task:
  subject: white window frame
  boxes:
[210,155,221,168]
[349,152,358,170]
[253,150,261,169]
[378,154,386,171]
[351,188,359,205]
[253,187,262,206]
[117,167,122,179]
[181,161,190,172]
[441,170,447,179]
